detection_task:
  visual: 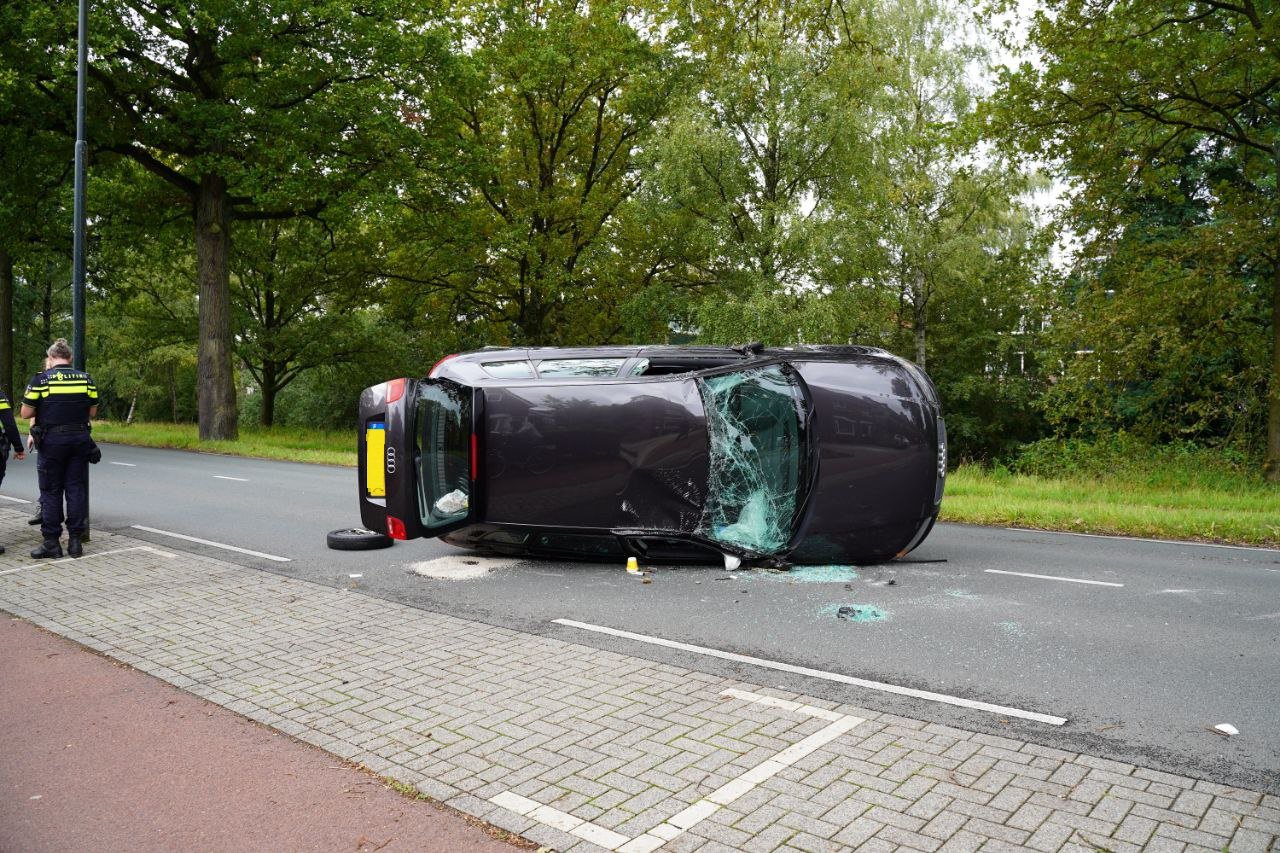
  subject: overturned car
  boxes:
[356,344,945,565]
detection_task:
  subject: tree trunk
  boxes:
[41,264,52,343]
[1267,144,1280,484]
[913,270,928,370]
[260,360,277,427]
[1265,255,1280,484]
[0,246,13,400]
[195,175,238,440]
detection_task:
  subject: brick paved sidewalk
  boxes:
[0,512,1276,853]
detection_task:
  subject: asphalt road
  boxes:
[3,442,1277,793]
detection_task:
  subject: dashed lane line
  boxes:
[554,618,1068,726]
[130,525,290,563]
[109,461,136,467]
[0,495,31,504]
[212,475,248,482]
[984,569,1124,588]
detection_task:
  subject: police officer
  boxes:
[0,386,28,553]
[22,339,97,559]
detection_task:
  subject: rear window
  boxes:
[415,381,472,530]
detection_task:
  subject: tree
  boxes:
[0,9,73,398]
[639,0,883,309]
[382,0,683,346]
[865,0,1033,371]
[5,0,441,439]
[1037,140,1270,446]
[232,218,381,426]
[995,0,1280,480]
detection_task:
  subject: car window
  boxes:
[415,381,472,530]
[697,365,806,554]
[535,358,625,378]
[482,360,535,379]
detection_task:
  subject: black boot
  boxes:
[67,535,82,558]
[27,509,42,525]
[30,539,63,559]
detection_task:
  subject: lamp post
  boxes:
[71,0,87,370]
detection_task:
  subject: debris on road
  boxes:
[831,603,888,623]
[1213,723,1239,736]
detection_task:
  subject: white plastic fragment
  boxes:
[348,573,362,579]
[723,553,742,570]
[1214,723,1239,736]
[433,489,469,515]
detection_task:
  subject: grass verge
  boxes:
[92,421,355,467]
[941,465,1280,548]
[92,420,1279,548]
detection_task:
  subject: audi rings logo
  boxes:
[385,445,397,474]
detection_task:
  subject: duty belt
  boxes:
[44,424,89,434]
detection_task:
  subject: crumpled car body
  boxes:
[357,344,946,565]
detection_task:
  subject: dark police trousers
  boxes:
[38,432,92,540]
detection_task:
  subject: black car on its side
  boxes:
[354,344,945,565]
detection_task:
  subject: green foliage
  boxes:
[380,0,684,345]
[992,0,1280,479]
[937,374,1045,463]
[1011,432,1259,490]
[1034,144,1269,446]
[92,420,355,466]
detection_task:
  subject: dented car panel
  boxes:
[356,344,945,565]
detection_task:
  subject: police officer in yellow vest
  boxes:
[22,339,97,559]
[0,385,28,553]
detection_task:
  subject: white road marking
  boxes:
[1003,526,1280,554]
[554,618,1067,726]
[130,525,290,562]
[0,545,177,576]
[109,461,136,467]
[212,475,248,482]
[984,569,1124,588]
[0,495,31,504]
[491,688,865,851]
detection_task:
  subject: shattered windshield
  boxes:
[697,365,807,553]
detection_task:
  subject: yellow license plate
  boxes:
[365,422,386,497]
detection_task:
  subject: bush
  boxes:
[1011,431,1261,489]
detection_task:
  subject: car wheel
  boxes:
[326,527,394,551]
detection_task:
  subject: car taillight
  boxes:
[429,353,458,377]
[386,377,406,404]
[387,515,407,540]
[470,433,478,481]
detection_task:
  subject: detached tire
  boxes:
[327,528,394,551]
